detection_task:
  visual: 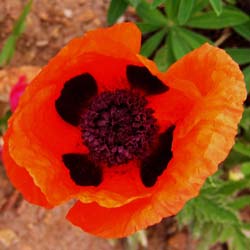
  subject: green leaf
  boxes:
[141,29,166,57]
[165,0,180,21]
[177,169,250,250]
[241,162,250,177]
[136,22,162,33]
[136,0,167,25]
[242,223,250,230]
[174,27,212,49]
[243,66,250,92]
[154,42,175,71]
[107,0,128,25]
[209,0,223,16]
[234,142,250,158]
[0,0,32,66]
[234,21,250,41]
[169,28,192,60]
[217,179,250,195]
[127,0,141,7]
[224,148,250,168]
[177,0,195,25]
[191,0,210,14]
[230,228,248,250]
[229,196,250,209]
[240,107,250,139]
[226,48,250,65]
[186,7,249,29]
[151,0,165,8]
[196,197,240,224]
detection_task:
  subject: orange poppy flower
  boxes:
[3,23,246,238]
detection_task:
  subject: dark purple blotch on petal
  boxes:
[55,73,98,126]
[126,65,169,95]
[140,125,175,187]
[62,153,102,186]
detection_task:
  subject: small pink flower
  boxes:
[9,76,28,112]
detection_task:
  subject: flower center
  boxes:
[81,90,159,166]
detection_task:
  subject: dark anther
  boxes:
[126,65,169,95]
[62,153,102,186]
[55,73,98,126]
[140,125,175,187]
[81,90,159,166]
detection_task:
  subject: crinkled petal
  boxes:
[3,129,52,208]
[3,23,144,207]
[68,44,246,238]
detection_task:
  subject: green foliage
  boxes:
[0,0,32,67]
[177,0,195,25]
[234,21,250,41]
[226,48,250,65]
[243,66,250,91]
[176,107,250,250]
[107,0,129,25]
[107,0,250,95]
[186,7,249,29]
[176,171,250,250]
[0,110,12,136]
[106,2,250,248]
[209,0,223,15]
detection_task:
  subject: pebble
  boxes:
[78,9,95,22]
[0,229,19,247]
[63,8,73,19]
[36,40,49,47]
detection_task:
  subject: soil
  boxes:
[0,1,248,250]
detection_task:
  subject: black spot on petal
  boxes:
[62,153,102,186]
[126,65,169,95]
[140,125,175,187]
[55,73,98,126]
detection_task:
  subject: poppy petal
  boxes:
[3,129,52,208]
[151,43,246,228]
[55,73,98,126]
[66,199,160,238]
[3,23,143,207]
[85,22,141,54]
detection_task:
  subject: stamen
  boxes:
[81,90,159,166]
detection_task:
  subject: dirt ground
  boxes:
[0,1,192,250]
[2,1,248,249]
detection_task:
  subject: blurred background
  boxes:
[0,1,250,250]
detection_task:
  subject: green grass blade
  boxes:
[0,0,32,66]
[12,0,33,36]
